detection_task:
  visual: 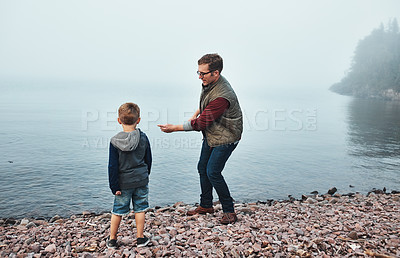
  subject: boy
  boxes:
[107,102,152,248]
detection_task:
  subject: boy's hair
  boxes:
[198,53,223,73]
[118,102,140,125]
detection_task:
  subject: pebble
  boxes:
[49,215,61,223]
[26,222,37,228]
[306,197,317,204]
[44,243,56,253]
[348,231,359,240]
[0,190,399,257]
[82,210,92,216]
[20,218,29,226]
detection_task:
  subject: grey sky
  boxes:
[0,0,399,91]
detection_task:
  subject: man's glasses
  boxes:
[197,70,214,77]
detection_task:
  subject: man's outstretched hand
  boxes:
[158,124,175,133]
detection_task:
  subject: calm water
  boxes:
[0,80,399,218]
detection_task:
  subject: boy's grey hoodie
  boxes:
[108,129,152,194]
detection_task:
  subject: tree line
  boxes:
[330,19,400,100]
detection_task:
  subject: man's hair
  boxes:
[118,102,140,125]
[198,53,223,73]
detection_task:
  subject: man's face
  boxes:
[198,64,218,86]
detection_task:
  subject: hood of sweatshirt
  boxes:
[110,129,141,151]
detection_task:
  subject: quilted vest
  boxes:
[200,76,243,147]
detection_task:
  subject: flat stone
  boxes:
[49,215,61,223]
[26,222,37,228]
[306,198,317,204]
[348,231,358,240]
[44,244,57,253]
[20,219,29,225]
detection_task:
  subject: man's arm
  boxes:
[157,124,184,133]
[189,109,200,121]
[157,108,198,132]
[158,98,229,133]
[184,97,229,131]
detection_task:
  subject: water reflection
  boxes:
[347,98,400,168]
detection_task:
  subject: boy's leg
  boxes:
[110,214,122,239]
[135,212,145,238]
[108,189,132,248]
[132,185,149,238]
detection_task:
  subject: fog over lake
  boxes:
[1,1,399,90]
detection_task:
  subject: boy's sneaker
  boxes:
[106,238,118,249]
[137,236,150,247]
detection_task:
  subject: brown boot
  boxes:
[220,212,237,225]
[187,206,214,216]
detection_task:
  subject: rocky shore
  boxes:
[1,189,399,257]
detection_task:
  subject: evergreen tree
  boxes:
[331,19,400,100]
[389,18,399,34]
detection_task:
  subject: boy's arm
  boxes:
[144,136,152,174]
[108,143,121,195]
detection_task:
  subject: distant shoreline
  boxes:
[330,86,400,101]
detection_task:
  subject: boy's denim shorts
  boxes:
[112,185,149,216]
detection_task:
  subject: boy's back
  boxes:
[107,102,151,249]
[109,129,151,193]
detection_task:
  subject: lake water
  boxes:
[1,80,399,218]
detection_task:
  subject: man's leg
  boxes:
[206,142,237,213]
[197,140,214,208]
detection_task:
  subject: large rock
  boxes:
[327,187,337,195]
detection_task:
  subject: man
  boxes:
[158,53,243,224]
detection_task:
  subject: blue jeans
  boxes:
[197,140,238,213]
[112,185,149,216]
